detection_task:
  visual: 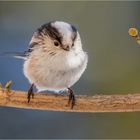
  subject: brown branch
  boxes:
[0,89,140,112]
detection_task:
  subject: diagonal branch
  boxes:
[0,88,140,113]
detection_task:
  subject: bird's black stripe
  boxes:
[37,22,62,45]
[71,25,77,42]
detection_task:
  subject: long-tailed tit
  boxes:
[3,21,88,108]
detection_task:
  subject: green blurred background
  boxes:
[0,1,140,138]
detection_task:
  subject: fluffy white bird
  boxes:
[4,21,88,108]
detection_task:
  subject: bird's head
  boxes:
[29,21,82,54]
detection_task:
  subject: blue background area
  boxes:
[0,1,140,138]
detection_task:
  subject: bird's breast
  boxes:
[23,50,88,91]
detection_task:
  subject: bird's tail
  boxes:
[0,52,27,60]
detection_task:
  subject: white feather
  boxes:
[23,21,88,93]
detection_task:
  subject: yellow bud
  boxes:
[137,39,140,45]
[0,83,3,89]
[128,27,138,37]
[5,80,12,89]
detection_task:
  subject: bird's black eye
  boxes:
[72,43,74,46]
[54,41,60,46]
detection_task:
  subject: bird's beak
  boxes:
[62,45,71,51]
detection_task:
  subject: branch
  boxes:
[1,88,140,113]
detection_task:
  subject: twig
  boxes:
[1,89,140,112]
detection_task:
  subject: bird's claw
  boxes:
[27,84,34,103]
[68,88,75,109]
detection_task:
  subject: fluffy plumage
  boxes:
[23,21,88,92]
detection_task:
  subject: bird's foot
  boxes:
[27,83,34,103]
[68,88,75,109]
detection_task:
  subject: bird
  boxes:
[2,21,88,109]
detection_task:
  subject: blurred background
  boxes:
[0,1,140,138]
